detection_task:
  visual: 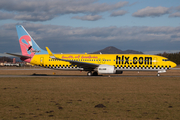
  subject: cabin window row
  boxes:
[114,60,152,62]
[48,59,111,62]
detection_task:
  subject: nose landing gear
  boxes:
[157,73,160,77]
[157,70,166,77]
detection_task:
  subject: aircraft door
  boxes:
[40,57,44,65]
[153,57,157,65]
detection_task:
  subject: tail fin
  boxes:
[16,25,47,57]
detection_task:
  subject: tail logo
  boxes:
[19,35,35,57]
[27,40,32,51]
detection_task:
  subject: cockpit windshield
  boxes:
[162,59,169,61]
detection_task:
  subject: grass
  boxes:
[0,75,180,120]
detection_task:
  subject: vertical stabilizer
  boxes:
[16,25,47,62]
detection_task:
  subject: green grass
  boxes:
[0,77,180,120]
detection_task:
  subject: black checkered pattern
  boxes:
[115,65,171,70]
[39,64,171,70]
[42,64,79,69]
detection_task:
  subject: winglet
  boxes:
[46,47,56,59]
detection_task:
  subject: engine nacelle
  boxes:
[98,65,115,74]
[97,65,123,74]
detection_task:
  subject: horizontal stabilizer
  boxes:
[6,53,31,59]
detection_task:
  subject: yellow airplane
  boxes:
[7,25,177,76]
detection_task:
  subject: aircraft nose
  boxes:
[171,61,177,68]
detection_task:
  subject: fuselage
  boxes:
[11,25,177,76]
[30,54,177,71]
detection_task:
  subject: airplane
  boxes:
[6,25,177,76]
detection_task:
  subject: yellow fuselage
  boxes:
[30,54,176,71]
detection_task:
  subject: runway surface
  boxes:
[0,67,179,77]
[0,74,180,78]
[0,69,51,70]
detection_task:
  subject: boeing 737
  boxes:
[6,25,177,76]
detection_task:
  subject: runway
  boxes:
[0,67,179,78]
[0,74,180,78]
[0,68,51,70]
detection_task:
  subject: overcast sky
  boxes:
[1,0,180,56]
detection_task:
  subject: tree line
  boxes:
[157,52,180,65]
[0,57,13,62]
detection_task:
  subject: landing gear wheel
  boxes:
[157,73,160,77]
[87,72,92,76]
[92,72,98,76]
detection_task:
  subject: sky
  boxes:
[0,0,180,56]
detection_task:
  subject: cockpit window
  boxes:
[162,59,169,61]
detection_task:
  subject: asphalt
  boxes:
[0,74,180,78]
[0,68,180,78]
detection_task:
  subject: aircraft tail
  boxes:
[16,25,47,62]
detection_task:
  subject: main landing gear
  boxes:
[87,72,92,76]
[87,71,98,76]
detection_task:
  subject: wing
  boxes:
[46,47,99,71]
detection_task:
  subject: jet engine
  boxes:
[97,65,123,74]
